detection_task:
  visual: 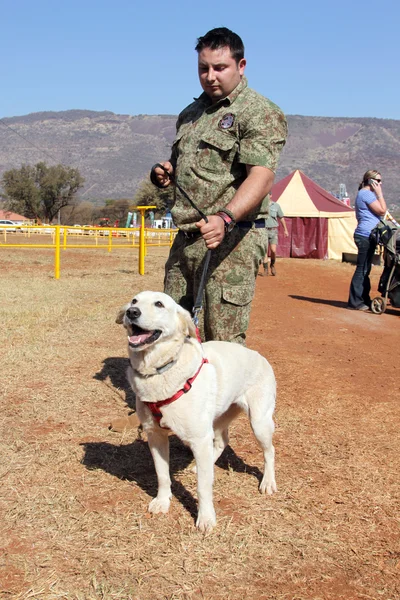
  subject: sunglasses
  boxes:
[373,178,382,183]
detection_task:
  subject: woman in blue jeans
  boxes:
[348,170,387,310]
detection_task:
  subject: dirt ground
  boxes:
[0,244,399,600]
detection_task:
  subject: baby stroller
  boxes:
[370,220,400,314]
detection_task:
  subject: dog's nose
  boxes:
[126,306,141,320]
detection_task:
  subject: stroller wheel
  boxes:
[371,297,387,314]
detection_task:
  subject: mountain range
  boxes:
[0,110,398,209]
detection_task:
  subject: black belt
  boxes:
[180,218,266,238]
[237,219,267,229]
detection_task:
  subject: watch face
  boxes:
[217,211,235,233]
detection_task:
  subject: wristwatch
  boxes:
[217,209,236,234]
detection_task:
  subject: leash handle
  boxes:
[152,163,209,223]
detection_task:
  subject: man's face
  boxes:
[198,46,246,103]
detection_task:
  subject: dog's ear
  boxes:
[177,305,198,339]
[115,303,130,324]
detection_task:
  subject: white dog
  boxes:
[116,291,277,532]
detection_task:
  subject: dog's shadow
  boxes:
[81,436,263,522]
[94,357,135,410]
[215,447,264,483]
[81,436,198,517]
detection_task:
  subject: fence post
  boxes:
[135,205,156,275]
[54,225,61,279]
[139,210,145,275]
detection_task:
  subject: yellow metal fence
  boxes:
[0,224,177,278]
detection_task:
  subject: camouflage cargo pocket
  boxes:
[197,131,237,173]
[205,282,255,344]
[221,282,255,306]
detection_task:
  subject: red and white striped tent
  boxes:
[271,170,357,260]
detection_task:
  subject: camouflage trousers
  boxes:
[164,228,267,345]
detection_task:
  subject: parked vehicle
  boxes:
[0,219,17,232]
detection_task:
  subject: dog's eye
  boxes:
[131,298,137,304]
[155,301,164,308]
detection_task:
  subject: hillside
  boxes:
[0,110,399,208]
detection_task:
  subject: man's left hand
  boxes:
[195,215,226,249]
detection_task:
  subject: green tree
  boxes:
[1,165,41,218]
[2,162,85,222]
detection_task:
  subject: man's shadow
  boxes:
[290,294,399,315]
[81,435,264,523]
[289,295,348,309]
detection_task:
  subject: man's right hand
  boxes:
[153,162,174,187]
[195,214,226,249]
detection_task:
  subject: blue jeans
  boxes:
[348,234,377,308]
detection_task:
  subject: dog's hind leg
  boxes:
[248,397,277,495]
[192,404,242,475]
[147,428,172,514]
[213,404,243,464]
[190,434,216,532]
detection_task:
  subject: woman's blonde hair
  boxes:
[358,169,380,190]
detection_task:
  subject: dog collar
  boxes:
[156,359,176,374]
[146,358,209,426]
[130,356,179,378]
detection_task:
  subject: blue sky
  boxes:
[1,0,398,120]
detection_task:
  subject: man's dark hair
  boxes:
[195,27,244,63]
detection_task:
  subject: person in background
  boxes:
[261,200,288,276]
[348,169,387,311]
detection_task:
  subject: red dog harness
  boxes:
[147,357,209,425]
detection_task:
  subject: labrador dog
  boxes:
[116,291,277,532]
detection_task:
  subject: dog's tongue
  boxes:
[129,331,153,345]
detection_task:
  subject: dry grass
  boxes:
[0,246,399,600]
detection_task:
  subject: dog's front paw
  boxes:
[196,510,216,533]
[259,477,277,495]
[148,496,171,514]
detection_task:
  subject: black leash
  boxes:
[192,250,212,326]
[152,163,209,222]
[151,163,212,326]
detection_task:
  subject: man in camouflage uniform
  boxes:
[152,27,287,345]
[109,27,287,432]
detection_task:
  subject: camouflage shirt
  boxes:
[170,76,287,231]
